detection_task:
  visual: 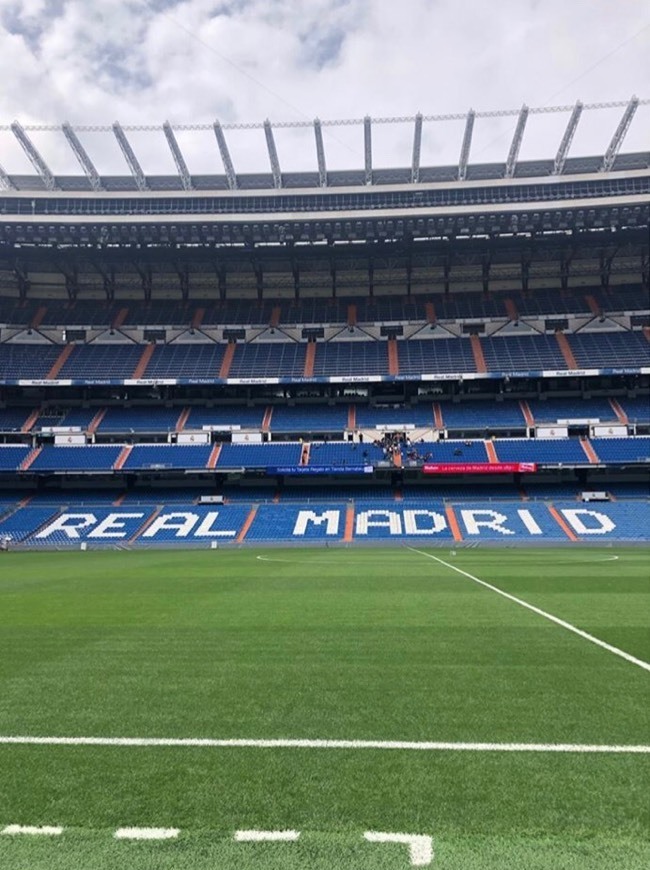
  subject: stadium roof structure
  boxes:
[1,97,648,193]
[0,99,648,302]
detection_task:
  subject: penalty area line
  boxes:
[0,736,648,753]
[407,547,650,674]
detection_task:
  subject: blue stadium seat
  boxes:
[356,405,434,428]
[401,440,488,464]
[186,406,265,430]
[278,484,393,501]
[308,441,384,465]
[28,507,153,545]
[569,332,650,368]
[121,486,218,504]
[270,405,347,432]
[451,501,569,540]
[98,406,182,433]
[527,397,618,423]
[245,503,349,542]
[353,500,452,539]
[60,346,144,379]
[229,343,307,378]
[0,446,32,470]
[122,444,213,470]
[59,408,100,429]
[0,408,31,432]
[222,486,277,502]
[0,345,61,379]
[590,437,650,464]
[0,507,61,542]
[312,342,389,377]
[549,500,650,541]
[399,339,477,375]
[216,442,302,468]
[133,505,251,543]
[513,291,591,317]
[482,335,566,371]
[440,401,525,430]
[401,484,520,501]
[494,438,588,464]
[145,345,226,379]
[30,446,123,472]
[618,397,650,423]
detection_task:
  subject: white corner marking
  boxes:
[364,831,433,866]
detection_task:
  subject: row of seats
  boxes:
[1,437,648,472]
[2,483,648,514]
[2,396,647,434]
[1,331,649,380]
[1,499,648,545]
[1,286,647,328]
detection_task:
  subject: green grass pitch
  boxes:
[0,547,648,869]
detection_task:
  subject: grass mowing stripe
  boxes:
[408,547,650,673]
[0,736,648,752]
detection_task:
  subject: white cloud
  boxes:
[0,0,648,175]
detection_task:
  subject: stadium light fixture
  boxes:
[163,122,193,191]
[411,113,423,183]
[213,121,238,190]
[553,101,583,175]
[458,109,475,181]
[314,118,327,188]
[363,116,373,185]
[601,95,639,172]
[263,120,282,189]
[61,122,103,191]
[112,122,148,191]
[10,121,58,191]
[504,104,529,179]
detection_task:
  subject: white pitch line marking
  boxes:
[408,547,650,674]
[0,735,648,752]
[256,554,623,566]
[1,825,63,837]
[235,830,300,842]
[365,831,433,866]
[114,827,179,840]
[255,555,409,564]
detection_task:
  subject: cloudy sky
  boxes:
[0,0,648,177]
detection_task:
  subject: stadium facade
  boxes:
[0,102,648,546]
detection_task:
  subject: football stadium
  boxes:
[0,100,649,868]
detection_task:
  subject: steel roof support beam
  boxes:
[263,119,282,188]
[411,113,423,183]
[213,121,237,190]
[553,101,583,175]
[10,121,57,190]
[458,109,475,181]
[62,122,103,191]
[601,95,639,172]
[112,122,148,191]
[314,118,327,187]
[364,116,373,185]
[0,163,16,190]
[504,104,528,179]
[163,121,193,191]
